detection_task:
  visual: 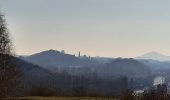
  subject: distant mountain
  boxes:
[136,51,170,61]
[18,50,153,78]
[19,50,152,79]
[92,58,152,79]
[15,50,154,94]
[19,50,103,71]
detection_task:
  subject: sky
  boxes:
[1,0,170,58]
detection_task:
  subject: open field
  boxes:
[6,97,117,100]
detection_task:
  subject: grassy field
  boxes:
[7,97,117,100]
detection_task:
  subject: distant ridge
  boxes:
[136,51,170,61]
[18,49,151,78]
[19,49,99,70]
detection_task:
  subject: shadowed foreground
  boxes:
[5,97,116,100]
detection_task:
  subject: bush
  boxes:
[27,86,58,96]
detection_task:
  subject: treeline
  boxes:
[12,60,152,97]
[18,72,170,100]
[19,72,129,97]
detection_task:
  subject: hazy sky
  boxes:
[1,0,170,57]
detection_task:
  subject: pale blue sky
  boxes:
[1,0,170,57]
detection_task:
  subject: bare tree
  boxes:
[0,13,20,98]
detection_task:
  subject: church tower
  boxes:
[78,51,81,57]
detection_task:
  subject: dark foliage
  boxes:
[0,14,20,98]
[27,86,58,96]
[120,84,170,100]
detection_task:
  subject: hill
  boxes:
[136,51,170,61]
[91,58,151,79]
[19,50,99,71]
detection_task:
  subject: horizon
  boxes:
[18,49,170,59]
[1,0,170,57]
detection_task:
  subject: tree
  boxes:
[0,13,20,98]
[120,90,135,100]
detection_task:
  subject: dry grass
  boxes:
[5,97,116,100]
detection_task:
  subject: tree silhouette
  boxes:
[0,13,20,98]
